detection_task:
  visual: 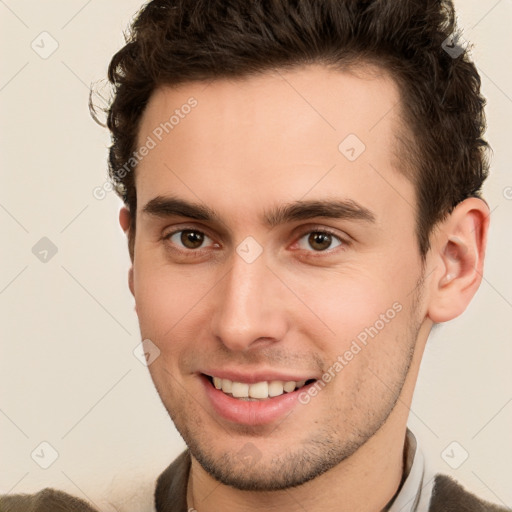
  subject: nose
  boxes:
[210,251,289,352]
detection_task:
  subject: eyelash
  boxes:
[162,226,349,258]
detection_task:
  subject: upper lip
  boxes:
[200,369,318,384]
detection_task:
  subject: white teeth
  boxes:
[283,381,296,393]
[211,376,311,399]
[268,380,284,397]
[221,379,232,393]
[248,381,269,399]
[231,382,249,398]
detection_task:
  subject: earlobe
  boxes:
[427,198,490,323]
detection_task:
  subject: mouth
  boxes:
[199,372,319,425]
[203,374,317,401]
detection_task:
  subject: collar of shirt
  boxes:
[388,428,435,512]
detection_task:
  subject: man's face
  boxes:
[130,64,430,490]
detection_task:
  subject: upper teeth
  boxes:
[212,377,307,399]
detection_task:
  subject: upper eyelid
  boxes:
[297,226,343,236]
[162,224,347,238]
[163,224,214,239]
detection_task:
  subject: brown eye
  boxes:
[296,231,343,252]
[166,229,213,250]
[308,232,333,251]
[180,230,205,249]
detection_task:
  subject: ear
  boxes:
[119,205,131,233]
[427,198,490,323]
[119,207,136,301]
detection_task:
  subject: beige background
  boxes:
[1,1,511,510]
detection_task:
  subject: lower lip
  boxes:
[200,375,313,426]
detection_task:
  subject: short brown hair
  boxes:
[98,0,489,259]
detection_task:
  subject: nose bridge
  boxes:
[211,252,286,351]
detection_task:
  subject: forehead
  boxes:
[135,64,413,226]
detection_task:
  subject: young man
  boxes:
[1,1,508,511]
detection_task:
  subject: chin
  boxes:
[187,431,364,492]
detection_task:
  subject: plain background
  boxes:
[1,1,511,510]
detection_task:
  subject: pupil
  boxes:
[181,230,204,249]
[309,232,331,251]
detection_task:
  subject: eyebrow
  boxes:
[142,196,376,227]
[264,199,376,227]
[143,196,218,221]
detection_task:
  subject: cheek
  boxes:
[286,260,419,354]
[295,273,418,408]
[132,255,216,343]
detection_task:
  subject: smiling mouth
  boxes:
[204,374,317,401]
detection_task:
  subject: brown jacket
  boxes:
[154,451,510,512]
[1,453,509,512]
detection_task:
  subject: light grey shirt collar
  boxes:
[388,428,435,512]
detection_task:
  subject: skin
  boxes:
[119,64,489,512]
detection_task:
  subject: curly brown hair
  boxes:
[98,0,489,260]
